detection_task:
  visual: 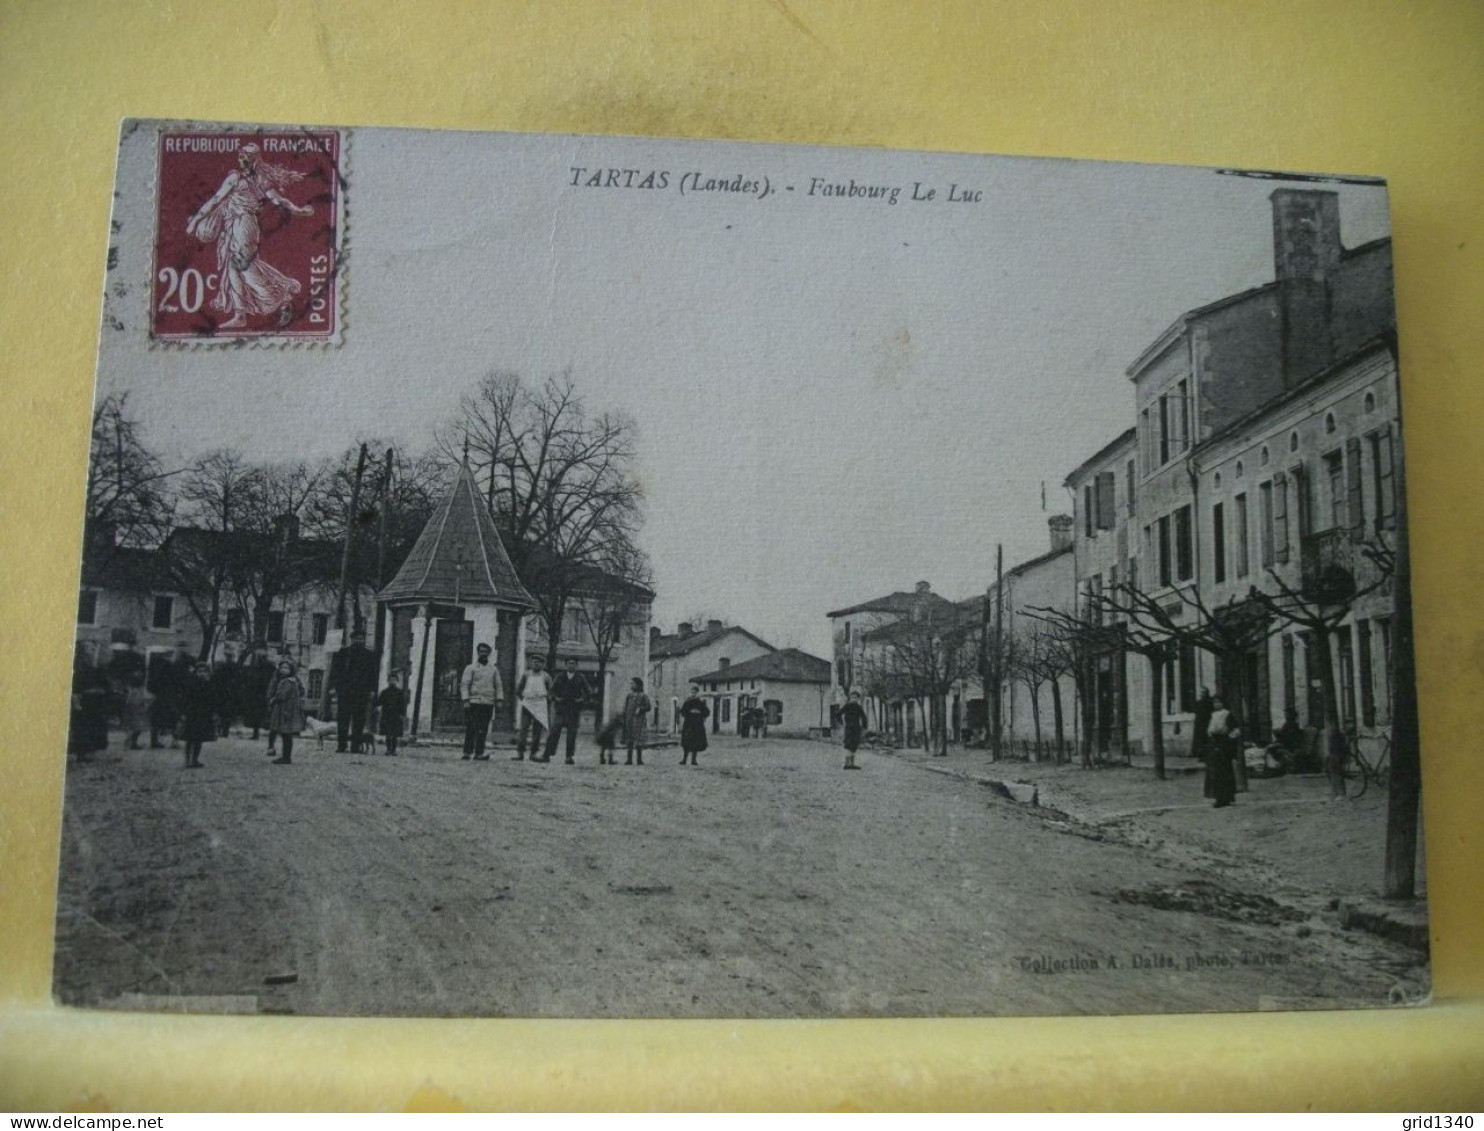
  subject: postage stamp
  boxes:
[150,128,344,344]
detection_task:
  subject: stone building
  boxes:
[376,462,536,736]
[647,621,774,733]
[693,648,832,739]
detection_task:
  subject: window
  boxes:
[267,610,285,644]
[1213,471,1222,489]
[764,699,783,725]
[1323,450,1345,531]
[843,620,851,643]
[1325,412,1337,434]
[1273,472,1290,562]
[1174,505,1193,582]
[1364,392,1376,413]
[312,613,329,646]
[1125,458,1136,516]
[1235,460,1244,479]
[1292,463,1312,538]
[1289,431,1300,453]
[151,595,174,630]
[78,589,99,626]
[1157,515,1172,588]
[1212,502,1226,583]
[1158,395,1170,466]
[1095,471,1116,531]
[1178,641,1197,713]
[1369,426,1396,531]
[1357,619,1376,727]
[226,608,244,636]
[1234,494,1249,578]
[1141,408,1152,471]
[307,669,324,699]
[1259,481,1275,568]
[1177,380,1190,453]
[1260,445,1270,466]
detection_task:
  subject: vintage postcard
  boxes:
[56,121,1427,1018]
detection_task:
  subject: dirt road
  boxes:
[53,734,1424,1017]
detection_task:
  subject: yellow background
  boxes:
[2,0,1481,1111]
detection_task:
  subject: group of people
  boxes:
[458,647,716,767]
[1191,688,1315,809]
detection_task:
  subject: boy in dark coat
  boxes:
[178,662,217,769]
[376,672,409,757]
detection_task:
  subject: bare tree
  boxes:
[446,371,645,665]
[1244,535,1394,799]
[581,542,654,730]
[165,450,256,658]
[86,392,182,556]
[866,603,978,757]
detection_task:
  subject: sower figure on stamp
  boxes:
[330,627,378,753]
[544,658,588,765]
[460,642,502,761]
[185,143,314,331]
[513,653,550,761]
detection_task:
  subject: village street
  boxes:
[53,733,1426,1018]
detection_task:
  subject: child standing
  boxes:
[623,677,651,766]
[121,671,154,750]
[376,672,408,757]
[179,662,217,769]
[268,659,306,765]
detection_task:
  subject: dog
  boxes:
[302,715,378,754]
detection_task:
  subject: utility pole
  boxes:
[336,442,368,632]
[992,542,1004,763]
[373,448,393,658]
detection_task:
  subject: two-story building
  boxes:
[647,621,775,733]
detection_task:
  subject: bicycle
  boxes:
[1345,729,1392,799]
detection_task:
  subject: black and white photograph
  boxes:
[55,121,1427,1019]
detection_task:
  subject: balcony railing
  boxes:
[1300,527,1355,604]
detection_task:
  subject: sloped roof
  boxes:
[650,623,774,660]
[80,544,168,592]
[378,461,535,608]
[826,589,960,619]
[695,647,831,686]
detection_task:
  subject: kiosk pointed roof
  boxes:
[378,461,535,608]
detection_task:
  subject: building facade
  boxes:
[693,648,832,739]
[647,621,775,733]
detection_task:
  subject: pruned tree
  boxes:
[1245,533,1395,799]
[581,542,654,730]
[164,450,256,659]
[867,602,978,757]
[230,459,325,648]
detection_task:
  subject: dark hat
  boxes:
[476,642,492,654]
[351,627,367,639]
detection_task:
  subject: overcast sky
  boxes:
[100,126,1390,659]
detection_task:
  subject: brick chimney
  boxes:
[706,618,723,632]
[1271,188,1342,386]
[677,621,694,638]
[649,625,661,644]
[915,580,931,595]
[1048,514,1074,552]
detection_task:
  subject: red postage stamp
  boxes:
[151,128,344,343]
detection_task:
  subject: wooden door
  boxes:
[432,617,472,729]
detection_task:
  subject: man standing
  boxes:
[544,657,588,765]
[242,646,275,741]
[513,653,550,762]
[460,642,502,760]
[330,627,379,753]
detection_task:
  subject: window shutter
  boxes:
[1346,436,1365,541]
[1273,472,1289,562]
[1377,424,1396,530]
[1084,484,1094,537]
[1096,471,1116,530]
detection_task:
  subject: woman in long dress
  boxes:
[1203,695,1241,808]
[186,144,314,330]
